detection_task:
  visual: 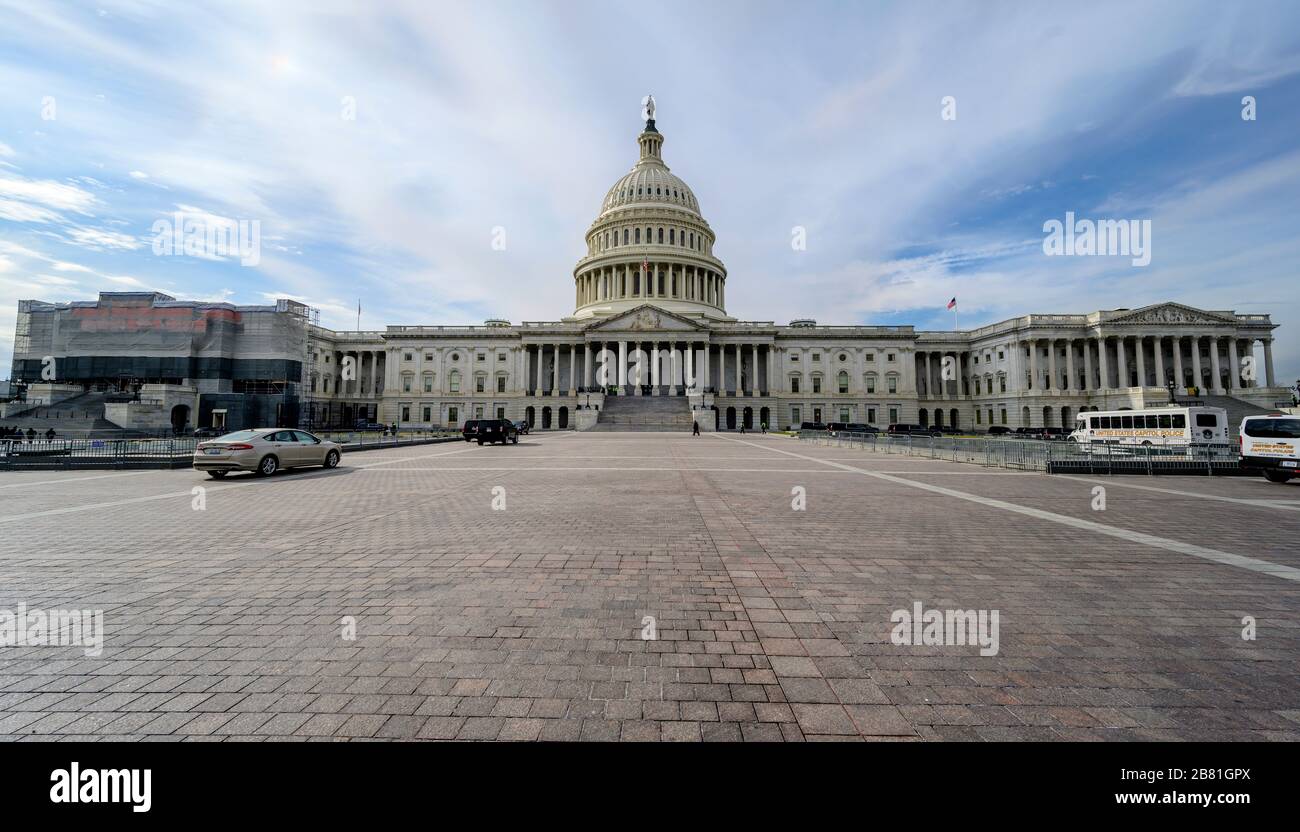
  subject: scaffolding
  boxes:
[277,299,320,428]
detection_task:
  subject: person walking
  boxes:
[761,421,768,434]
[692,420,700,436]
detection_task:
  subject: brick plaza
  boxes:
[1,432,1298,741]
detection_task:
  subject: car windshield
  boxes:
[210,430,262,442]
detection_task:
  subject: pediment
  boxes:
[1108,303,1237,326]
[584,304,706,333]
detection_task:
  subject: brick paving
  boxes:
[1,431,1298,741]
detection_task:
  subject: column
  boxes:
[567,343,576,395]
[1135,336,1147,388]
[1114,337,1127,387]
[734,344,742,397]
[1191,337,1202,391]
[1154,336,1165,388]
[1082,338,1092,391]
[1173,336,1184,390]
[1227,339,1240,391]
[719,344,727,396]
[703,343,711,392]
[618,341,627,390]
[1242,340,1256,388]
[921,352,931,397]
[1263,339,1275,387]
[651,342,661,394]
[1097,337,1109,390]
[533,345,543,394]
[769,346,777,394]
[1029,340,1039,391]
[1209,337,1223,393]
[584,343,593,388]
[1047,339,1057,391]
[751,343,759,396]
[1065,339,1075,391]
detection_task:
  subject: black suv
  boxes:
[887,423,942,437]
[475,419,519,445]
[462,420,480,442]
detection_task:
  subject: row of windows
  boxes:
[606,183,697,210]
[792,351,896,363]
[790,373,900,394]
[593,226,706,254]
[791,406,902,426]
[400,371,509,394]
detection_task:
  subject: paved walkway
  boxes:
[1,432,1297,741]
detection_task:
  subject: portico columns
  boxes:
[1047,339,1057,390]
[567,343,577,395]
[1097,337,1109,390]
[1135,337,1147,387]
[718,344,727,396]
[1028,340,1039,391]
[921,353,931,397]
[618,341,628,390]
[1173,337,1184,389]
[1227,339,1241,391]
[651,342,661,394]
[1263,339,1276,387]
[1209,337,1223,393]
[1065,339,1075,390]
[584,343,593,388]
[751,343,759,395]
[552,344,560,394]
[703,343,711,391]
[734,344,742,396]
[1082,339,1092,391]
[1154,337,1165,388]
[1191,337,1203,391]
[534,345,543,394]
[1116,337,1127,388]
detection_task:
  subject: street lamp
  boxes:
[1166,380,1177,406]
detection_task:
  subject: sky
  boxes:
[1,0,1299,386]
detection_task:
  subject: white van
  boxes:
[1239,414,1300,483]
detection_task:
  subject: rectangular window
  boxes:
[867,408,876,423]
[865,353,874,362]
[791,407,801,425]
[889,407,899,423]
[497,407,506,420]
[1172,414,1186,428]
[1195,413,1217,427]
[976,409,982,424]
[497,377,506,393]
[424,353,432,361]
[887,377,897,394]
[422,406,431,422]
[812,377,822,393]
[791,377,800,393]
[887,353,895,362]
[423,378,432,393]
[866,378,876,394]
[476,377,486,393]
[401,406,410,421]
[1000,408,1007,424]
[448,406,458,424]
[404,353,413,362]
[403,378,412,393]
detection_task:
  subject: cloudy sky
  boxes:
[2,0,1299,383]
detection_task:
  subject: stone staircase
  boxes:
[589,394,694,431]
[0,391,144,437]
[1195,394,1283,438]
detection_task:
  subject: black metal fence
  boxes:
[797,431,1244,476]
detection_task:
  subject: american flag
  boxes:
[946,297,957,310]
[641,257,649,273]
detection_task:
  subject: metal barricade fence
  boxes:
[797,431,1239,476]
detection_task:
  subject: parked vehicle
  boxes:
[1041,427,1069,441]
[1239,414,1300,483]
[986,425,1012,436]
[513,420,530,435]
[462,420,481,442]
[354,421,387,432]
[886,423,940,437]
[475,419,519,445]
[799,422,829,431]
[193,427,225,439]
[843,422,879,434]
[1069,406,1228,447]
[193,429,341,478]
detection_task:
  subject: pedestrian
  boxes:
[739,422,746,434]
[45,427,56,440]
[692,420,700,436]
[761,421,767,434]
[26,427,36,441]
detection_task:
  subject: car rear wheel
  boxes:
[323,449,340,469]
[207,470,227,479]
[1263,470,1293,483]
[256,455,279,476]
[511,436,518,444]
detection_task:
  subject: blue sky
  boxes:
[2,0,1299,384]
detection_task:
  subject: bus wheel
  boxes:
[1263,470,1294,484]
[1141,440,1152,447]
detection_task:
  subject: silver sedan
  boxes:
[193,428,342,478]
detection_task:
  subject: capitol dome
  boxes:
[571,100,729,322]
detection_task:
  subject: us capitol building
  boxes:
[7,101,1288,435]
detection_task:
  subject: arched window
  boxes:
[837,371,849,394]
[449,370,460,393]
[658,227,664,243]
[669,229,675,245]
[634,228,641,244]
[689,232,695,248]
[622,228,628,245]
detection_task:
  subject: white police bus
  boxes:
[1069,406,1229,447]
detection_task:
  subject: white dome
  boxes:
[600,165,701,217]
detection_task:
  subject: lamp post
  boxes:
[1166,380,1177,406]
